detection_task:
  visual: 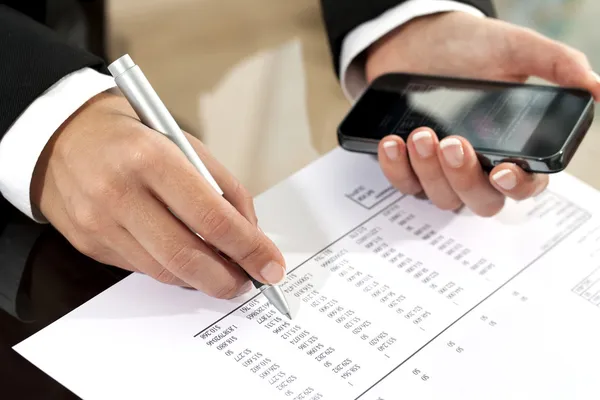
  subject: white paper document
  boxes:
[14,148,600,399]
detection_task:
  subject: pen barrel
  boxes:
[108,55,223,196]
[108,55,289,318]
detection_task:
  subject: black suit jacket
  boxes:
[0,0,495,318]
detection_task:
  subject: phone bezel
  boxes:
[338,72,595,173]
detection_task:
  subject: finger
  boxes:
[102,225,189,287]
[118,191,252,299]
[184,132,258,226]
[508,26,600,99]
[438,136,505,217]
[489,163,549,201]
[378,135,422,195]
[138,136,286,285]
[406,128,463,211]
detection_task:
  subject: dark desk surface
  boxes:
[0,225,131,399]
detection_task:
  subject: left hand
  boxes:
[365,11,600,216]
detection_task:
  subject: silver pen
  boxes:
[108,54,292,320]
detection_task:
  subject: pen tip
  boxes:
[284,312,292,320]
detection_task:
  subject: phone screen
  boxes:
[340,74,592,158]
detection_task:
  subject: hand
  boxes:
[31,91,286,299]
[365,12,600,216]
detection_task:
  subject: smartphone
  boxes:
[338,73,595,173]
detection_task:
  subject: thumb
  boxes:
[508,27,600,100]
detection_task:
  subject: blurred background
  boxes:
[97,0,600,196]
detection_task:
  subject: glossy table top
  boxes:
[0,226,131,399]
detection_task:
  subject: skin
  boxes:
[365,12,600,217]
[31,92,286,299]
[29,11,600,298]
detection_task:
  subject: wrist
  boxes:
[364,11,456,83]
[0,68,117,222]
[30,91,123,214]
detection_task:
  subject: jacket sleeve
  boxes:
[319,0,497,77]
[0,4,107,137]
[0,4,107,318]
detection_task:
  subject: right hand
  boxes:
[366,11,600,217]
[31,91,286,299]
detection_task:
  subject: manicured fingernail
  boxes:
[492,169,517,191]
[383,141,399,160]
[440,138,464,168]
[236,281,254,296]
[412,131,434,158]
[260,261,286,284]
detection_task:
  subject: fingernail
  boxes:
[492,169,517,191]
[412,131,434,158]
[383,141,399,160]
[236,280,254,297]
[593,71,600,85]
[440,138,464,168]
[260,261,286,284]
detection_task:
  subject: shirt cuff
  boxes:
[340,0,486,102]
[0,67,116,222]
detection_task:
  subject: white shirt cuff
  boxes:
[0,67,116,222]
[340,0,486,102]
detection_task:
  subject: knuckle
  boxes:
[124,134,162,173]
[153,269,181,285]
[87,177,130,206]
[237,234,265,265]
[234,180,255,211]
[71,236,99,259]
[209,280,241,300]
[201,207,234,241]
[72,204,103,233]
[166,246,201,276]
[232,179,252,202]
[87,178,113,199]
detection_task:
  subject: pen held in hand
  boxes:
[215,247,292,320]
[107,54,291,320]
